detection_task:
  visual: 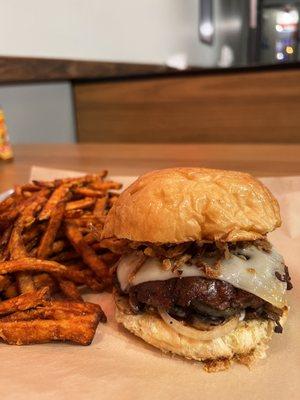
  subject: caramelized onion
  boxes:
[158,309,239,341]
[190,318,216,331]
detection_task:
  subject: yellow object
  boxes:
[0,109,13,160]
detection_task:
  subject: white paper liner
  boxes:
[0,166,299,400]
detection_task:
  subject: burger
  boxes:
[102,168,292,370]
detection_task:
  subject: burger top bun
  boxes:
[102,168,281,243]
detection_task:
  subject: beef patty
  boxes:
[128,277,264,318]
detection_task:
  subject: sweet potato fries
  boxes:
[0,172,121,345]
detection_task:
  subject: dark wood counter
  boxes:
[0,56,299,84]
[0,56,175,84]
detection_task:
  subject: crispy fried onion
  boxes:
[275,266,293,290]
[105,238,272,261]
[158,308,239,341]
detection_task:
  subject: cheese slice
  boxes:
[117,245,287,308]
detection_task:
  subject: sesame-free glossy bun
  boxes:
[102,168,281,243]
[115,292,287,365]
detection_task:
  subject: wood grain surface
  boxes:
[1,143,300,192]
[74,69,300,143]
[0,56,175,83]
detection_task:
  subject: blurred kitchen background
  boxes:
[0,0,300,144]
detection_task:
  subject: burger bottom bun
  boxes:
[115,292,287,370]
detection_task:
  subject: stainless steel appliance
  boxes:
[198,0,300,67]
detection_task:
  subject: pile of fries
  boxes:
[0,172,122,345]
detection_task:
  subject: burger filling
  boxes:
[112,239,292,335]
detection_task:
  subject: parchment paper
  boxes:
[1,167,299,400]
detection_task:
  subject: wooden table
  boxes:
[1,143,300,192]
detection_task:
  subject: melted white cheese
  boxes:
[117,245,287,308]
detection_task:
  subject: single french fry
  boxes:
[39,184,69,221]
[0,300,106,322]
[0,258,67,275]
[46,299,106,321]
[54,174,100,185]
[8,218,35,293]
[65,223,109,282]
[8,224,27,259]
[0,314,101,345]
[64,209,85,219]
[0,287,49,316]
[19,183,41,192]
[66,198,95,211]
[34,174,106,190]
[58,280,83,301]
[0,258,98,287]
[90,181,122,191]
[37,201,66,259]
[93,196,108,218]
[32,180,56,189]
[72,188,105,198]
[0,226,13,261]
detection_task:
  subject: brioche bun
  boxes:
[115,292,287,366]
[102,168,281,243]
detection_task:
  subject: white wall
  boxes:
[0,0,221,144]
[0,0,217,67]
[0,83,75,143]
